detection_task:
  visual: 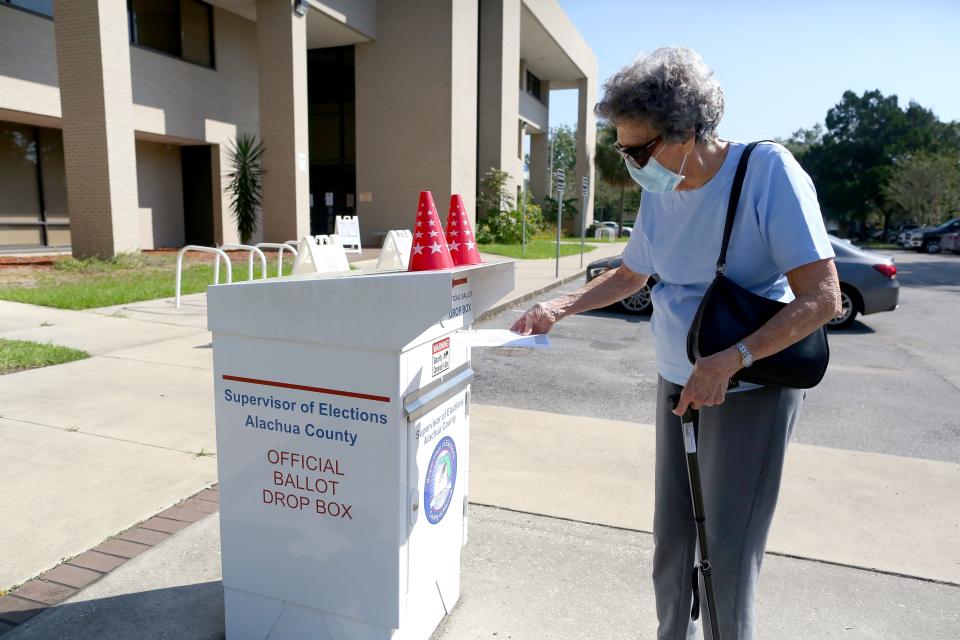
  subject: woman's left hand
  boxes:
[673,348,742,416]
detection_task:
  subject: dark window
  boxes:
[526,70,542,102]
[128,0,214,68]
[1,0,54,18]
[0,121,70,249]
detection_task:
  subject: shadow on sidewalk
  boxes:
[7,581,225,640]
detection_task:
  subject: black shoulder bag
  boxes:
[685,141,830,389]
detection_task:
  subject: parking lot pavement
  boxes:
[473,249,960,463]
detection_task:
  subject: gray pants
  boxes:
[654,377,804,640]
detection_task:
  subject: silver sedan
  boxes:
[584,236,899,329]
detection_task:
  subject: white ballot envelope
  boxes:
[457,329,550,349]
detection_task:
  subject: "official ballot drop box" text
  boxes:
[207,259,513,639]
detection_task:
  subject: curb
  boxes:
[476,268,587,322]
[0,485,220,635]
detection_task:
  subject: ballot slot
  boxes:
[404,362,473,422]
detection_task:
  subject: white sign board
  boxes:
[336,215,362,254]
[376,229,413,271]
[292,235,351,275]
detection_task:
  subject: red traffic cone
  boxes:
[409,191,455,271]
[445,194,482,266]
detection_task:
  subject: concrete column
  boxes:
[256,0,309,242]
[354,0,478,244]
[574,75,597,231]
[54,0,139,258]
[528,131,549,203]
[528,82,551,203]
[477,0,521,196]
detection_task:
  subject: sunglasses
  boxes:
[613,136,662,169]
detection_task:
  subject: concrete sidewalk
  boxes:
[5,507,957,639]
[0,244,623,592]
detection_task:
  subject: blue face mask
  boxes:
[625,145,689,192]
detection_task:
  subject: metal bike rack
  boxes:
[255,242,298,278]
[220,243,268,282]
[175,245,232,309]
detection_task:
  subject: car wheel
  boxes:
[924,240,941,254]
[827,287,860,329]
[618,283,653,315]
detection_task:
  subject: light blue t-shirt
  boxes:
[621,141,834,386]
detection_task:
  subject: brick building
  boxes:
[0,0,596,257]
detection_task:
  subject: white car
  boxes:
[599,221,632,237]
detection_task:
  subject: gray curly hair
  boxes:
[595,47,725,143]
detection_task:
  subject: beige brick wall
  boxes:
[0,6,60,119]
[355,0,478,243]
[256,0,309,243]
[478,0,522,194]
[54,0,140,257]
[130,7,260,246]
[135,140,184,249]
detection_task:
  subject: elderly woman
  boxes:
[511,48,840,639]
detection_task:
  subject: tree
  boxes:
[594,122,638,231]
[778,124,823,158]
[226,132,264,244]
[549,124,577,191]
[476,168,514,221]
[795,90,960,233]
[882,153,960,227]
[540,125,580,232]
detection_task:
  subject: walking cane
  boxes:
[669,393,723,640]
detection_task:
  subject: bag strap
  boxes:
[716,140,775,276]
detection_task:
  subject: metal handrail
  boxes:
[220,243,268,282]
[176,245,232,309]
[255,242,298,277]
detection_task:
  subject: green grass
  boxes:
[0,253,292,310]
[0,338,89,374]
[479,239,599,259]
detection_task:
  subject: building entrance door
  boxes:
[181,145,214,246]
[307,46,356,236]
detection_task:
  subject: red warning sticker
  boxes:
[432,338,451,377]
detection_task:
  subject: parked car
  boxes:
[887,223,918,245]
[897,226,919,247]
[941,232,960,254]
[907,218,960,253]
[584,236,899,329]
[586,258,658,314]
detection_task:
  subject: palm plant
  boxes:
[595,123,635,231]
[226,132,264,244]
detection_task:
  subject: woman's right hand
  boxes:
[510,301,562,336]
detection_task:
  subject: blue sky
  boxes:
[549,0,960,141]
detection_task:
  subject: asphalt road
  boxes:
[473,249,960,463]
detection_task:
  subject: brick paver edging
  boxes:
[0,486,220,634]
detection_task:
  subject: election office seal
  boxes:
[424,436,457,525]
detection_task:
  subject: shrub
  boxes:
[477,202,545,244]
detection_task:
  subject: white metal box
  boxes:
[207,260,514,639]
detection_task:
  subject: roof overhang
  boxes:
[520,0,597,87]
[207,0,375,48]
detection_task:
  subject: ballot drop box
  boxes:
[207,260,513,640]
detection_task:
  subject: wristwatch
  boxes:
[735,342,754,368]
